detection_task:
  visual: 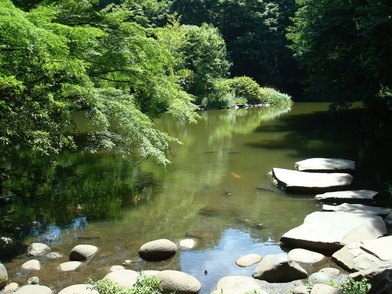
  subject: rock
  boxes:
[349,264,392,281]
[323,203,390,215]
[178,239,198,249]
[156,270,201,294]
[214,276,268,294]
[270,168,353,193]
[0,262,8,288]
[28,277,39,285]
[252,253,308,283]
[58,261,82,272]
[69,244,98,261]
[46,252,62,259]
[110,265,125,272]
[319,268,340,277]
[368,269,392,294]
[294,158,355,173]
[27,243,51,257]
[14,285,52,294]
[385,213,392,234]
[21,260,41,271]
[315,190,378,203]
[361,236,392,261]
[139,239,177,261]
[310,284,340,294]
[293,285,309,294]
[281,211,387,252]
[104,269,138,289]
[288,248,325,264]
[0,236,17,257]
[58,284,99,294]
[235,254,262,267]
[3,282,19,293]
[308,272,331,285]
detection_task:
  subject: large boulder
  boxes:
[58,284,99,294]
[212,276,268,294]
[103,269,138,289]
[14,285,52,294]
[0,262,8,288]
[294,158,355,173]
[315,190,378,204]
[252,253,307,283]
[139,239,177,261]
[281,211,387,252]
[323,203,390,216]
[69,244,98,261]
[270,168,353,193]
[156,270,201,294]
[27,243,51,257]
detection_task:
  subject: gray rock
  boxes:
[361,236,392,261]
[103,269,138,289]
[270,168,353,193]
[69,244,98,261]
[27,243,51,257]
[58,261,82,272]
[315,190,378,203]
[0,262,8,288]
[294,158,355,173]
[235,254,262,267]
[14,285,52,294]
[252,253,308,283]
[281,211,387,252]
[109,265,125,272]
[21,259,41,271]
[58,284,98,294]
[0,236,16,257]
[310,284,340,294]
[2,282,19,293]
[293,285,309,294]
[139,239,177,261]
[349,264,392,281]
[156,270,201,294]
[323,203,390,215]
[319,268,340,277]
[308,272,331,285]
[214,276,268,294]
[28,277,39,285]
[288,248,325,264]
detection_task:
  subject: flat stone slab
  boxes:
[280,211,387,252]
[315,190,378,203]
[294,158,355,173]
[270,168,353,193]
[323,203,391,216]
[235,254,262,267]
[361,236,392,261]
[288,248,325,264]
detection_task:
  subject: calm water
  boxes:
[1,102,391,293]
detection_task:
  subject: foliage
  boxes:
[287,0,392,110]
[259,88,292,106]
[228,76,266,105]
[328,277,371,294]
[89,273,163,294]
[0,0,200,167]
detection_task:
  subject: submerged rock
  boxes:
[270,168,353,193]
[281,211,387,252]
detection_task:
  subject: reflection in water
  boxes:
[1,103,392,292]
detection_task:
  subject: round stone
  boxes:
[156,270,201,294]
[288,248,325,264]
[14,285,52,294]
[58,284,99,294]
[27,243,51,257]
[308,272,331,285]
[179,238,197,249]
[104,270,138,289]
[58,261,82,272]
[21,259,41,271]
[139,239,177,261]
[215,276,268,294]
[319,267,340,277]
[69,244,98,261]
[235,254,262,267]
[110,265,125,272]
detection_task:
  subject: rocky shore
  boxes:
[1,157,392,293]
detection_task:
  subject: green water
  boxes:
[1,102,391,293]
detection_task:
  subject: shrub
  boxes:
[259,87,292,106]
[228,76,264,105]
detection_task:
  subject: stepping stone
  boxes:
[361,236,392,261]
[27,243,51,257]
[315,190,378,203]
[323,203,391,216]
[58,261,82,272]
[212,276,268,294]
[156,270,201,294]
[288,248,325,264]
[281,211,387,252]
[21,259,41,271]
[270,168,353,193]
[104,269,138,289]
[69,244,98,261]
[235,254,262,267]
[294,158,355,173]
[58,284,98,294]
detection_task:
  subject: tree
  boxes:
[1,0,198,167]
[287,0,392,110]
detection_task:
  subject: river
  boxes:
[1,102,391,293]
